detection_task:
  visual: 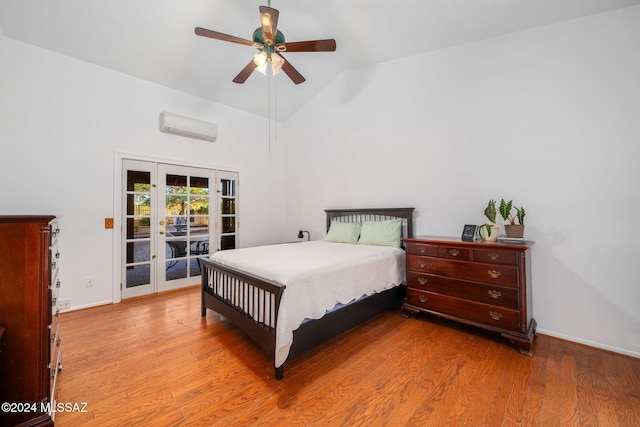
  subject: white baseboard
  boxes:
[62,300,113,313]
[536,328,640,359]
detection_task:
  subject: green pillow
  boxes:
[324,222,361,244]
[358,219,402,247]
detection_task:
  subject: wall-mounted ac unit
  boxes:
[159,111,218,142]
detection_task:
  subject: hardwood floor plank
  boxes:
[53,288,640,427]
[514,333,551,427]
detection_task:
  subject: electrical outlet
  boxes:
[85,276,95,287]
[58,298,71,310]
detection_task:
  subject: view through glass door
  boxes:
[121,160,237,299]
[156,164,214,293]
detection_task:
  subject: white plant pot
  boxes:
[479,225,499,242]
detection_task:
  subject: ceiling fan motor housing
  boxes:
[253,28,285,50]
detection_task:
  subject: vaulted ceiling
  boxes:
[2,0,639,119]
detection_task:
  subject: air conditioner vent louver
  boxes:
[159,111,218,142]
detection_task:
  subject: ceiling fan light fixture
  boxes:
[196,4,335,85]
[253,51,268,75]
[271,52,284,75]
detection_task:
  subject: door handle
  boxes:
[159,230,165,235]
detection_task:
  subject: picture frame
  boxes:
[461,224,477,242]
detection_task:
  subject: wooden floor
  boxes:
[55,287,640,426]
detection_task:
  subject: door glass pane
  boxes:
[126,265,150,288]
[167,216,188,236]
[126,218,151,239]
[166,260,188,280]
[190,196,209,215]
[190,218,209,236]
[221,235,235,250]
[166,195,188,216]
[220,179,235,196]
[127,171,150,192]
[126,194,152,216]
[166,240,187,259]
[220,198,235,215]
[166,174,188,194]
[126,240,151,263]
[222,217,235,233]
[188,238,209,255]
[190,176,209,194]
[192,258,204,276]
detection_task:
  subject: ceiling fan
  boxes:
[195,4,336,85]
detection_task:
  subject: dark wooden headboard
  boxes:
[324,208,415,239]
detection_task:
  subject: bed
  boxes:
[200,207,415,379]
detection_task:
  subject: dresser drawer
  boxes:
[406,272,518,309]
[439,246,471,261]
[473,248,517,265]
[407,256,518,288]
[407,289,520,331]
[406,242,439,257]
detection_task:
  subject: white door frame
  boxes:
[112,152,240,304]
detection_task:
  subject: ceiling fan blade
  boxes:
[195,27,255,47]
[279,54,305,85]
[259,6,279,45]
[232,59,257,84]
[279,39,336,52]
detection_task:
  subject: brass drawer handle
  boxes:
[56,279,61,288]
[489,311,503,321]
[488,290,502,299]
[418,246,426,254]
[449,249,460,257]
[488,252,500,260]
[488,269,501,279]
[418,294,429,303]
[419,261,427,268]
[417,277,428,285]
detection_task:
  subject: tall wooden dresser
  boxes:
[402,236,536,354]
[0,215,62,427]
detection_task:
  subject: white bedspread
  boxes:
[209,240,405,367]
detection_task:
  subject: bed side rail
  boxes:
[200,259,285,347]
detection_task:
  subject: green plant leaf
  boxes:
[484,199,497,223]
[499,199,513,221]
[516,206,526,225]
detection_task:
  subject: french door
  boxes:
[121,159,238,299]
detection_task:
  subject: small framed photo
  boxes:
[461,224,477,242]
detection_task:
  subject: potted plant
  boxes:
[499,198,526,238]
[479,199,499,242]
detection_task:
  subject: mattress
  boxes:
[209,240,406,367]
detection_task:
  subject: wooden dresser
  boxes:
[402,236,536,354]
[0,215,61,427]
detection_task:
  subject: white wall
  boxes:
[0,35,286,310]
[284,7,640,357]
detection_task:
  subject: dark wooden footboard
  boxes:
[201,257,405,380]
[201,259,285,364]
[201,207,415,380]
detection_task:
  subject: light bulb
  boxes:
[253,51,268,75]
[271,53,284,76]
